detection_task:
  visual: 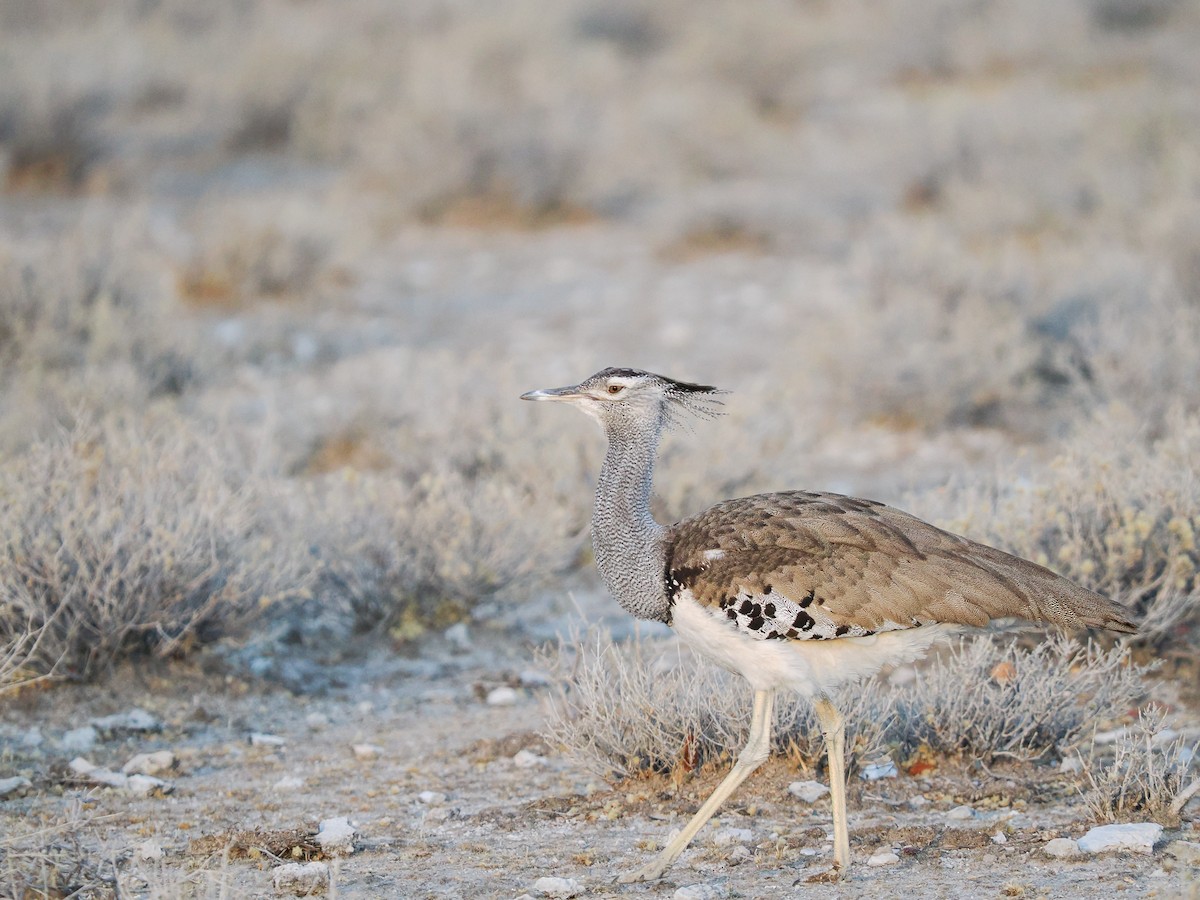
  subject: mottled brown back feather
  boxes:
[665,491,1137,640]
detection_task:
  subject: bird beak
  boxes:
[520,384,585,402]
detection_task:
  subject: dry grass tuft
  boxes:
[542,628,1146,780]
[0,798,119,899]
[1079,707,1199,826]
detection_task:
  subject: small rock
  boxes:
[867,849,900,866]
[787,781,829,803]
[138,840,163,861]
[1059,756,1083,774]
[513,749,547,769]
[519,669,551,688]
[861,759,898,781]
[273,861,329,895]
[0,775,32,798]
[444,622,471,650]
[69,757,128,789]
[908,796,929,809]
[315,817,356,856]
[532,876,582,898]
[305,713,329,731]
[727,845,752,862]
[1078,823,1163,855]
[274,776,305,792]
[674,883,727,900]
[946,805,975,821]
[249,732,286,747]
[1043,838,1080,858]
[126,774,172,797]
[352,743,383,761]
[1165,840,1200,866]
[418,791,447,805]
[21,727,44,748]
[91,709,160,733]
[712,826,754,847]
[61,726,98,754]
[123,750,175,776]
[486,686,518,707]
[992,832,1008,845]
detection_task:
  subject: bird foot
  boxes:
[803,862,846,884]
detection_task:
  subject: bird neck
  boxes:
[593,422,671,623]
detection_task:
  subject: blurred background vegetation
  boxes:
[1,0,1198,690]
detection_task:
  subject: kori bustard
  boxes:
[522,367,1136,883]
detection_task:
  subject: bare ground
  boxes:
[2,628,1197,900]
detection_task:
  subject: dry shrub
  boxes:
[890,635,1147,761]
[0,418,306,689]
[179,216,331,307]
[920,411,1200,649]
[298,466,575,638]
[542,629,1144,780]
[1079,708,1199,826]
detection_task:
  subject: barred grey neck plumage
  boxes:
[592,407,671,624]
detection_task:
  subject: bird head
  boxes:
[521,367,725,433]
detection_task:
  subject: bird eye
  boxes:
[607,384,624,395]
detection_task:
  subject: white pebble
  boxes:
[513,749,548,768]
[1078,823,1163,855]
[126,774,172,796]
[418,790,447,805]
[274,775,306,792]
[273,861,329,895]
[1043,837,1080,858]
[728,845,752,861]
[1059,756,1083,774]
[61,726,98,754]
[787,781,829,803]
[991,831,1008,845]
[0,775,31,798]
[712,826,754,847]
[486,686,518,707]
[532,876,583,898]
[123,750,175,776]
[91,709,160,732]
[861,759,898,781]
[315,817,356,856]
[138,840,163,861]
[867,849,899,866]
[305,712,329,731]
[946,805,975,821]
[674,883,727,900]
[444,622,472,650]
[352,743,383,761]
[249,732,286,747]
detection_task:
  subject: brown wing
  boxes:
[664,491,1136,641]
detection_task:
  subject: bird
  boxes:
[521,367,1137,884]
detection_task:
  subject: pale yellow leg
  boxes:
[812,697,851,877]
[618,689,776,884]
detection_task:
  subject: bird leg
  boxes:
[617,689,775,884]
[807,696,850,882]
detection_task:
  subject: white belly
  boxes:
[670,592,961,697]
